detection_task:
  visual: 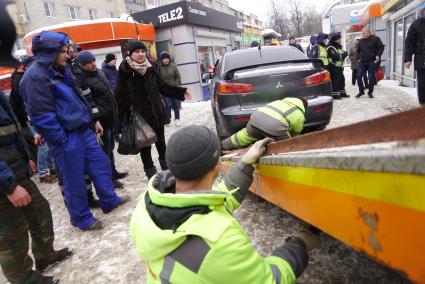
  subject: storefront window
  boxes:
[213,46,226,62]
[198,46,214,77]
[403,14,415,77]
[394,19,403,74]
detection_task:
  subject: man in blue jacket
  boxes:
[20,31,129,231]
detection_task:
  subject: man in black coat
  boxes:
[404,3,425,105]
[78,51,128,187]
[289,36,304,53]
[101,53,118,92]
[355,27,384,98]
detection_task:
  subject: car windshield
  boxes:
[223,46,306,73]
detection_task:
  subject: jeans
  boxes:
[101,127,116,174]
[357,62,376,95]
[29,126,55,177]
[352,69,369,87]
[140,126,166,170]
[164,97,181,120]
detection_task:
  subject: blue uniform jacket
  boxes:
[20,31,91,147]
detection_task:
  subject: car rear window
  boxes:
[224,46,306,73]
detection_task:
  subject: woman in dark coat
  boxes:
[115,41,191,178]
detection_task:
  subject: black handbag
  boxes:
[117,112,157,155]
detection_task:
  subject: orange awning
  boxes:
[23,19,156,54]
[359,2,382,26]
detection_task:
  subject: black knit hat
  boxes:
[166,125,220,181]
[160,51,170,61]
[127,40,147,56]
[105,53,116,63]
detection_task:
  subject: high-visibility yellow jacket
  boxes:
[130,163,309,284]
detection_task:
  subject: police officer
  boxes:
[312,32,330,71]
[0,1,72,282]
[221,98,307,151]
[327,32,349,99]
[130,125,318,283]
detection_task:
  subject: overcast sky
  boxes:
[228,0,331,24]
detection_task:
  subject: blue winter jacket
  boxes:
[101,61,118,91]
[20,31,91,146]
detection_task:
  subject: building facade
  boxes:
[382,0,424,87]
[133,1,244,101]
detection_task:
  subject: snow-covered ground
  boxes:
[1,74,420,283]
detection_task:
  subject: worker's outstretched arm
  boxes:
[215,138,273,212]
[221,128,258,151]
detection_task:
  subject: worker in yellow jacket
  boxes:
[130,125,318,284]
[222,97,307,150]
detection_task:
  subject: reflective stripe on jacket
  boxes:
[327,46,344,67]
[319,45,329,66]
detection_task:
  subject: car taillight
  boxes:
[234,116,250,121]
[313,106,327,113]
[303,71,331,86]
[217,83,255,94]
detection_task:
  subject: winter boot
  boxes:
[87,219,104,231]
[36,248,73,273]
[355,92,365,98]
[87,188,100,208]
[113,179,124,189]
[38,275,60,284]
[145,167,157,180]
[159,159,168,171]
[113,169,129,180]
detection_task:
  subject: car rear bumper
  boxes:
[214,96,333,139]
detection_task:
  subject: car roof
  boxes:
[223,46,306,73]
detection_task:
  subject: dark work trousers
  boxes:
[417,69,425,105]
[357,62,376,95]
[352,69,369,88]
[0,148,55,284]
[329,65,346,95]
[101,127,117,175]
[164,97,181,120]
[140,125,166,170]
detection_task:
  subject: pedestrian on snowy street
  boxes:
[0,4,73,282]
[130,125,319,284]
[404,2,425,105]
[10,56,59,184]
[349,37,369,88]
[355,27,384,99]
[306,35,317,58]
[115,41,191,180]
[222,98,307,150]
[20,31,130,231]
[78,50,128,188]
[312,32,330,71]
[159,51,183,127]
[102,53,119,92]
[327,32,349,99]
[289,36,304,53]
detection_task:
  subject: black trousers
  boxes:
[140,125,166,170]
[417,69,425,105]
[352,69,369,87]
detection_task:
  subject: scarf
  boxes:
[126,56,152,76]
